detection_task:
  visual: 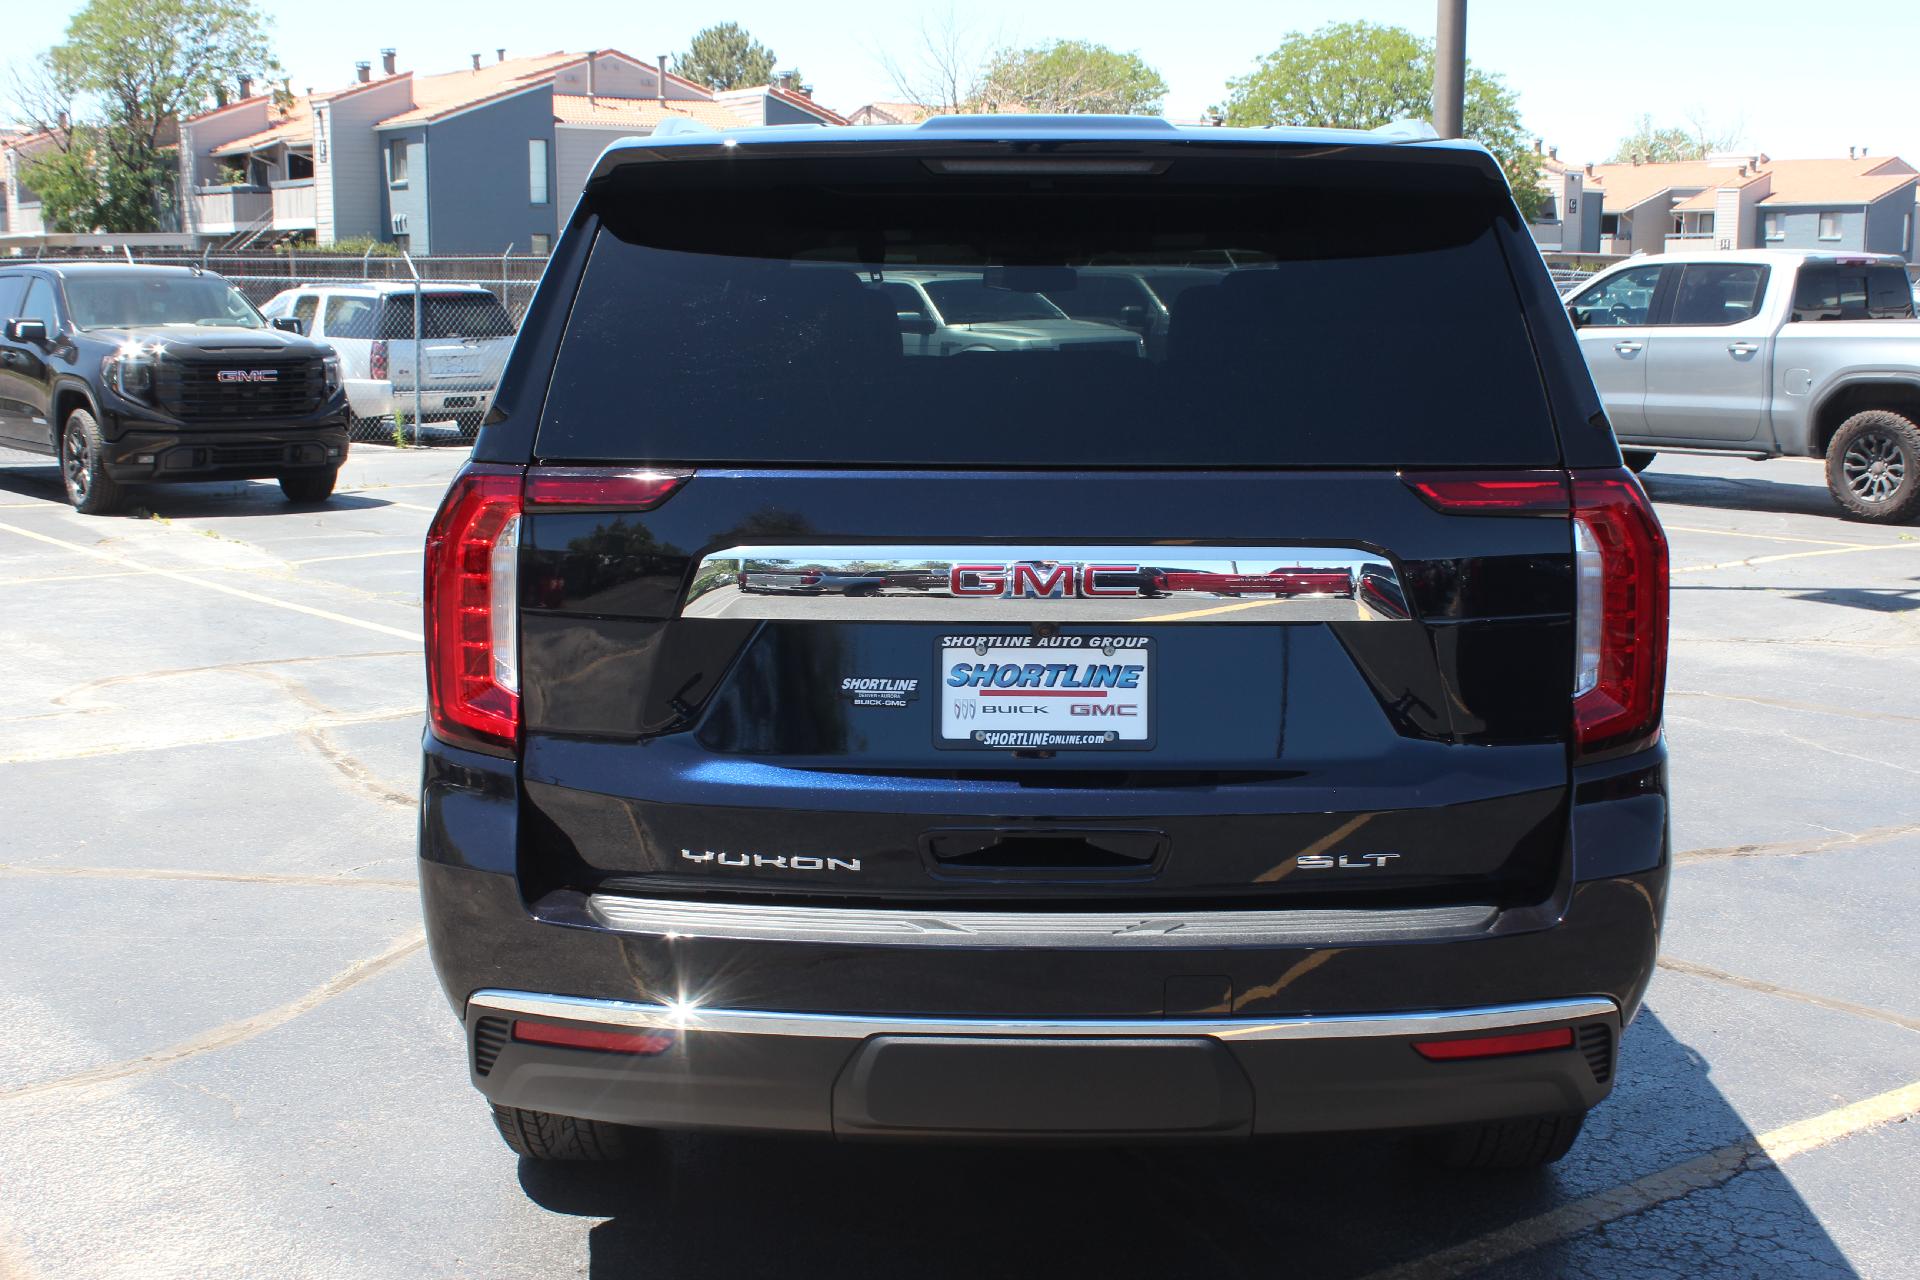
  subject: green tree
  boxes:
[1610,113,1740,164]
[974,40,1167,115]
[11,0,277,232]
[1218,21,1543,218]
[675,23,777,92]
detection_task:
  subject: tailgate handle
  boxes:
[922,828,1168,881]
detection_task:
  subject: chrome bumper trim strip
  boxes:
[585,892,1498,947]
[468,990,1620,1042]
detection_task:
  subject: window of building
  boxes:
[389,139,409,186]
[1600,214,1619,236]
[528,139,550,206]
[1763,212,1785,241]
[530,233,551,256]
[1817,210,1842,241]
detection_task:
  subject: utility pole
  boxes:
[1433,0,1466,138]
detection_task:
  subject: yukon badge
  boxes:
[1297,853,1402,870]
[681,849,863,874]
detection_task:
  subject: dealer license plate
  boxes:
[939,635,1152,749]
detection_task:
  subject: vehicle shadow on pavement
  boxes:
[0,464,398,515]
[515,1012,1857,1279]
[1638,471,1848,521]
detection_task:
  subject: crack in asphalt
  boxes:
[1659,957,1920,1034]
[1675,819,1920,865]
[0,930,426,1105]
[1668,689,1920,725]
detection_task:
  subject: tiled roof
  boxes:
[712,85,847,125]
[373,52,583,127]
[550,96,746,130]
[845,101,934,125]
[1587,155,1919,213]
[182,93,276,125]
[211,100,316,155]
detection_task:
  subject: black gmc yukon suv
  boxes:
[421,117,1671,1170]
[0,263,348,514]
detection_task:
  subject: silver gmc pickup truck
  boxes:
[1566,249,1920,522]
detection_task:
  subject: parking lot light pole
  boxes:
[1434,0,1466,139]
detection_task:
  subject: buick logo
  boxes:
[216,368,279,384]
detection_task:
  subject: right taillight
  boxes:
[370,339,389,381]
[1571,469,1669,758]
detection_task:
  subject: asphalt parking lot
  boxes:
[1,444,1916,1279]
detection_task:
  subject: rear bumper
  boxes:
[421,735,1667,1140]
[466,990,1618,1139]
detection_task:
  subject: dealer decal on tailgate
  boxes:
[939,635,1153,749]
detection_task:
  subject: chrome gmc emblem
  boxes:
[216,369,278,384]
[950,563,1141,599]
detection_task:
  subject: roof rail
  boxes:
[915,114,1180,132]
[1371,119,1440,142]
[651,117,718,139]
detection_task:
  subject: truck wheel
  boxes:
[1826,410,1920,523]
[1419,1111,1587,1170]
[1621,449,1656,473]
[489,1104,651,1162]
[60,408,126,516]
[279,469,339,504]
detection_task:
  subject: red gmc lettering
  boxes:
[951,565,1006,595]
[1081,565,1138,598]
[1010,563,1074,598]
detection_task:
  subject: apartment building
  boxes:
[173,48,845,254]
[1534,149,1918,260]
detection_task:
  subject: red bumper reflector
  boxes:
[1413,1026,1575,1061]
[511,1021,676,1056]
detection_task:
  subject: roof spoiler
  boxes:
[1371,119,1441,142]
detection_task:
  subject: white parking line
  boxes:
[1362,1079,1920,1280]
[291,549,421,566]
[1673,541,1920,574]
[0,521,422,642]
[1664,524,1872,549]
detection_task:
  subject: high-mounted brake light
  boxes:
[1571,470,1669,757]
[1414,1027,1574,1061]
[425,465,692,755]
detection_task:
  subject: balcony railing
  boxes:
[191,186,271,235]
[270,179,316,229]
[1664,232,1725,253]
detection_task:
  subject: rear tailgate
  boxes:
[492,139,1613,915]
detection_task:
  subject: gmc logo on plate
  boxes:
[216,369,279,384]
[950,563,1140,599]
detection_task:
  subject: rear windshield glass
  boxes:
[539,154,1556,467]
[376,293,513,339]
[1791,264,1916,321]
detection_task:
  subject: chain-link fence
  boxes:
[26,246,547,445]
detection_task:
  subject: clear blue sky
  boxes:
[8,0,1917,166]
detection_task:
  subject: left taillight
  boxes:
[425,464,523,755]
[425,465,693,756]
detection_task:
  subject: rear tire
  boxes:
[1420,1111,1587,1170]
[279,469,339,504]
[1826,410,1920,523]
[60,408,125,516]
[1621,449,1656,473]
[489,1104,651,1162]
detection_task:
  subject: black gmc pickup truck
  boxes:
[0,263,348,514]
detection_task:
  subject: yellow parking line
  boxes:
[1361,1078,1920,1280]
[1674,542,1920,574]
[1136,598,1292,622]
[0,520,422,642]
[291,549,420,566]
[1664,524,1871,549]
